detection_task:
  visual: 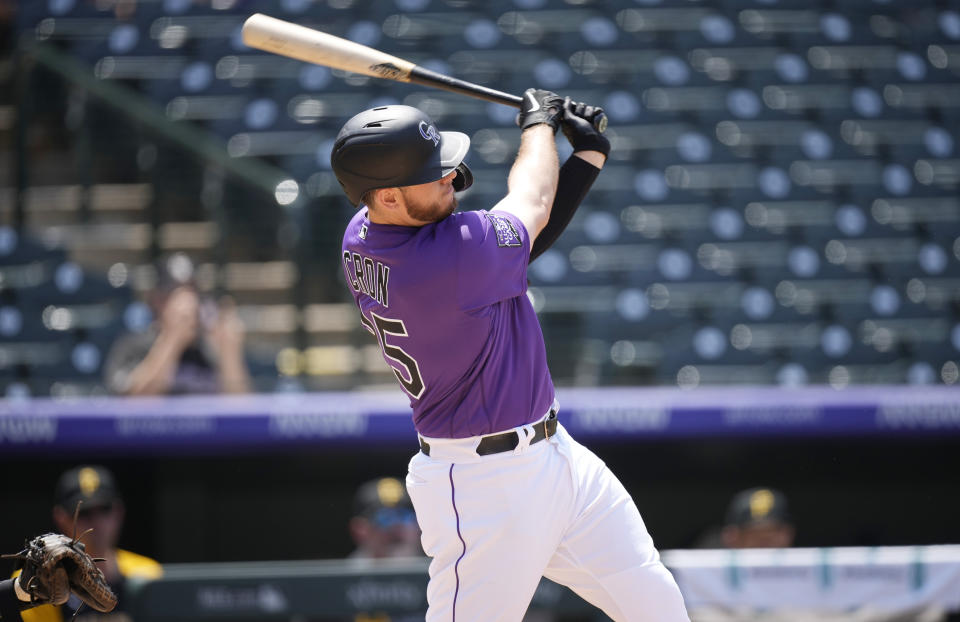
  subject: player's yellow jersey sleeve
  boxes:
[115,549,163,580]
[18,604,63,622]
[10,570,64,622]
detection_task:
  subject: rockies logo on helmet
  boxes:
[419,121,440,146]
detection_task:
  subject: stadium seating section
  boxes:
[1,0,959,396]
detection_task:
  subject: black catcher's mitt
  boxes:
[4,533,118,613]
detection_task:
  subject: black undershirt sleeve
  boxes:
[0,579,26,622]
[530,155,602,263]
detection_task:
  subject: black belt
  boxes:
[420,409,558,457]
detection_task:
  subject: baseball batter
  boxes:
[333,90,689,621]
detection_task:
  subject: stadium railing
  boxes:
[125,545,960,621]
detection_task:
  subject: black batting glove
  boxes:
[561,97,611,157]
[516,88,565,133]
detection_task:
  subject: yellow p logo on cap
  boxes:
[78,467,101,496]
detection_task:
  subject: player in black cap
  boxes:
[721,487,796,549]
[13,466,162,622]
[349,477,422,560]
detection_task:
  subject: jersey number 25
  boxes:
[360,310,426,399]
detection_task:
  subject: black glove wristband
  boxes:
[568,132,611,157]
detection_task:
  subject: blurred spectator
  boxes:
[721,487,796,549]
[348,477,422,560]
[103,253,251,395]
[16,465,162,622]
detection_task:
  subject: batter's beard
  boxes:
[404,192,457,223]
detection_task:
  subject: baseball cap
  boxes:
[724,487,791,527]
[354,477,415,528]
[54,465,120,513]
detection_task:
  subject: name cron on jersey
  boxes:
[343,250,390,306]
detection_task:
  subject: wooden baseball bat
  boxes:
[241,13,607,132]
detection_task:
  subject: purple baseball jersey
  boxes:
[341,208,555,439]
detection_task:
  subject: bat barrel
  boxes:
[242,13,415,81]
[242,13,606,133]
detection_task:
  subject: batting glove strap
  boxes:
[517,88,565,133]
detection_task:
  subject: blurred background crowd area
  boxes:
[1,0,960,399]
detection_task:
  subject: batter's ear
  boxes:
[375,187,403,211]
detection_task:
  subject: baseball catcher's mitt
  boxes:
[3,532,118,613]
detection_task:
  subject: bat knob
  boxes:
[593,112,608,134]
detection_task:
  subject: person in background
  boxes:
[103,252,251,395]
[721,487,796,549]
[349,477,423,561]
[15,465,162,622]
[347,478,423,622]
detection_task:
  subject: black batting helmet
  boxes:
[330,105,473,206]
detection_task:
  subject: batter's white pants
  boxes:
[407,419,690,622]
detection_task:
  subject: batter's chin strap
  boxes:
[530,155,602,263]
